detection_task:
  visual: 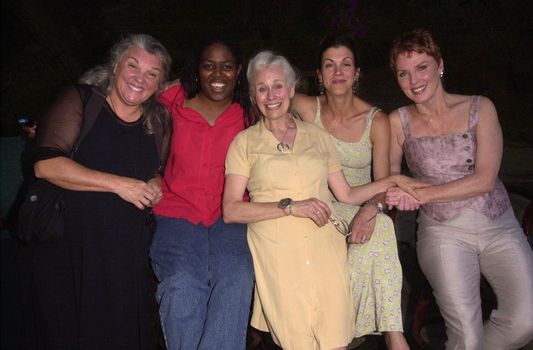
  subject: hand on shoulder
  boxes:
[159,82,184,106]
[163,78,181,91]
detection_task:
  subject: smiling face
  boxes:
[394,51,443,104]
[318,45,359,95]
[112,46,162,107]
[251,65,295,121]
[198,42,240,103]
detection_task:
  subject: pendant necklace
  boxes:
[274,119,294,153]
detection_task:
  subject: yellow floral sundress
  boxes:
[314,100,404,336]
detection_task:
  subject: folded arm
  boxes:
[222,173,331,226]
[35,157,158,209]
[389,98,502,206]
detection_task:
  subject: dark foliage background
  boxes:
[2,0,533,143]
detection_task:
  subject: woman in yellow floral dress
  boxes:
[292,33,408,350]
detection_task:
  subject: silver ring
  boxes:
[315,210,321,216]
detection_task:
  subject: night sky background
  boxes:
[2,0,533,143]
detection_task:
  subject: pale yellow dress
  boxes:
[225,118,355,350]
[314,100,404,337]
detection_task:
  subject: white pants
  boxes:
[417,207,533,350]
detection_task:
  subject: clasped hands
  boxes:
[115,175,163,210]
[285,176,425,243]
[349,175,426,244]
[384,174,428,211]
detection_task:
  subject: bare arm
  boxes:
[415,97,503,204]
[222,174,288,223]
[370,110,391,180]
[328,170,419,205]
[290,93,318,122]
[222,174,331,226]
[35,157,157,209]
[365,110,391,208]
[389,109,405,176]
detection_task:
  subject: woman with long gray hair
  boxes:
[19,33,172,350]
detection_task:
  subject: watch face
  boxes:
[278,198,293,209]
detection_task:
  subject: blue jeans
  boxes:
[150,216,254,350]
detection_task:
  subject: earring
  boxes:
[318,81,325,95]
[439,71,444,78]
[352,80,359,95]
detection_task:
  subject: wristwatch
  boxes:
[364,199,385,214]
[278,198,294,215]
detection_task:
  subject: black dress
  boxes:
[19,87,160,350]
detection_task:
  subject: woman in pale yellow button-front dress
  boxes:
[223,51,419,350]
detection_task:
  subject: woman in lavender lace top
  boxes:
[386,28,533,349]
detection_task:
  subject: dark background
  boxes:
[1,2,532,349]
[2,0,533,144]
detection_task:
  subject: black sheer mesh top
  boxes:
[34,85,170,171]
[35,86,89,161]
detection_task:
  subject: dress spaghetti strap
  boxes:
[398,107,412,139]
[468,96,480,132]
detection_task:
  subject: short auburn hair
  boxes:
[389,28,442,72]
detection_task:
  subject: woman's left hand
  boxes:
[347,204,377,244]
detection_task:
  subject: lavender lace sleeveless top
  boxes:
[399,96,510,222]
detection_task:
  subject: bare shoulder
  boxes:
[388,108,402,126]
[291,93,317,122]
[370,109,389,129]
[447,93,481,120]
[372,109,389,121]
[476,96,501,137]
[453,94,498,124]
[369,108,390,149]
[446,93,470,108]
[478,95,497,118]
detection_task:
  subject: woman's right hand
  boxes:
[391,175,428,201]
[347,204,377,244]
[385,187,420,211]
[162,78,180,90]
[115,177,158,210]
[290,198,331,227]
